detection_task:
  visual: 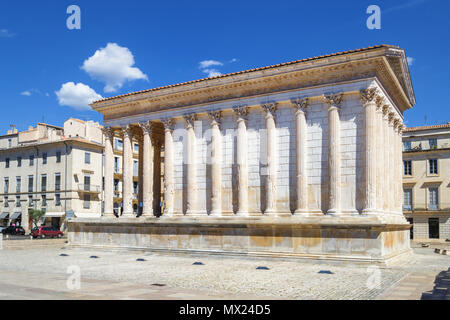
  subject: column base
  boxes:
[362,208,379,216]
[327,209,343,216]
[263,208,277,216]
[236,211,249,217]
[120,212,135,219]
[209,211,222,217]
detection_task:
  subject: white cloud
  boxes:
[407,57,415,66]
[229,58,237,63]
[199,60,223,69]
[21,91,31,96]
[0,29,14,38]
[55,82,103,110]
[81,43,148,93]
[202,69,222,77]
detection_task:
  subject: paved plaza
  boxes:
[0,238,448,300]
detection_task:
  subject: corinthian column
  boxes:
[121,125,134,218]
[261,103,278,215]
[323,93,343,215]
[162,119,175,216]
[360,88,378,215]
[396,122,405,215]
[139,121,154,217]
[208,111,222,216]
[184,114,197,215]
[291,97,309,215]
[234,106,249,216]
[102,127,115,217]
[388,113,396,213]
[382,106,390,212]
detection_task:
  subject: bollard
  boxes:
[434,248,442,254]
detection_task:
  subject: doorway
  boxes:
[428,218,440,239]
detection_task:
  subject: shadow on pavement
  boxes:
[421,268,450,300]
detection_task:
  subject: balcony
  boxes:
[77,184,101,194]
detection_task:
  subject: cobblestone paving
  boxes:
[0,240,448,300]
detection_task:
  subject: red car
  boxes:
[32,226,64,239]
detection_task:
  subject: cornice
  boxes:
[94,49,413,123]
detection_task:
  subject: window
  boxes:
[4,196,8,207]
[29,155,34,166]
[55,173,61,191]
[134,143,139,153]
[403,141,411,151]
[42,153,47,165]
[17,157,22,167]
[41,174,47,192]
[429,159,438,175]
[403,189,412,211]
[56,151,61,163]
[114,179,119,192]
[16,196,21,207]
[114,139,123,150]
[5,158,10,168]
[28,176,34,193]
[42,195,47,207]
[8,138,12,148]
[16,176,21,193]
[404,160,412,176]
[133,181,138,196]
[133,160,138,176]
[429,138,438,149]
[429,218,439,239]
[28,195,33,207]
[114,157,119,173]
[84,175,91,191]
[85,152,91,164]
[83,194,91,209]
[55,193,61,206]
[4,177,9,193]
[429,188,439,210]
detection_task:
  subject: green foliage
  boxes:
[28,209,45,227]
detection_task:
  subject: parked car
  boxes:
[1,226,26,236]
[31,226,63,239]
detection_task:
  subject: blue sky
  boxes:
[0,0,449,132]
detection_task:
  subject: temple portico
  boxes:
[69,45,415,265]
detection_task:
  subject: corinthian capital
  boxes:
[184,114,197,129]
[102,127,115,140]
[261,102,277,116]
[233,105,249,120]
[208,110,222,125]
[291,97,310,113]
[139,121,153,135]
[121,125,133,139]
[323,92,343,109]
[360,88,378,105]
[162,118,175,132]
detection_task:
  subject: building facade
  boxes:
[69,45,415,265]
[403,123,450,241]
[0,119,104,232]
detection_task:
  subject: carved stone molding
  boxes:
[233,105,249,120]
[291,97,310,113]
[121,125,133,139]
[375,95,385,111]
[208,110,222,125]
[323,93,343,109]
[388,112,396,124]
[360,88,378,105]
[162,118,175,132]
[184,114,197,129]
[382,105,391,117]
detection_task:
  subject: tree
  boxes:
[28,209,45,228]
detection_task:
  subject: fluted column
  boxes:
[393,118,400,214]
[121,125,134,218]
[360,88,378,215]
[291,98,309,215]
[375,97,384,213]
[324,93,343,215]
[153,138,162,215]
[382,106,390,212]
[234,106,249,216]
[162,119,175,216]
[396,122,404,215]
[261,103,278,215]
[208,111,222,216]
[102,127,115,217]
[184,114,197,215]
[388,113,395,213]
[139,121,154,217]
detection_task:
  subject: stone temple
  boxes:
[68,45,415,265]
